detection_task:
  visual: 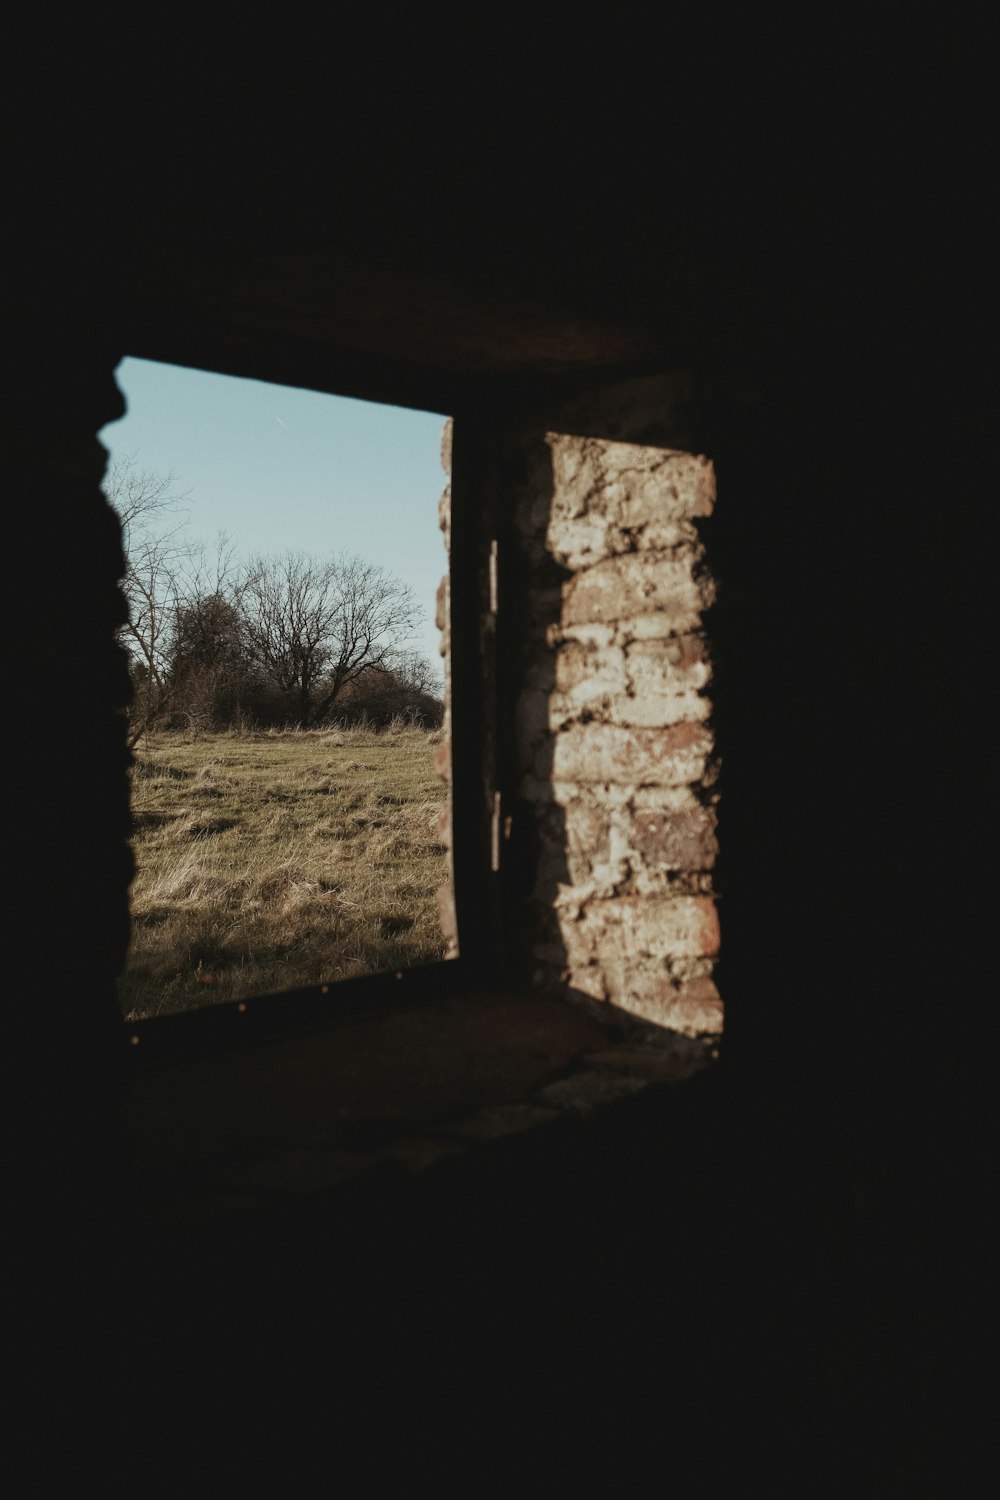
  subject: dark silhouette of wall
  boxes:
[2,20,991,1495]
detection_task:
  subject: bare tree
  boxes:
[103,453,193,742]
[336,652,444,727]
[391,651,443,702]
[105,460,427,734]
[166,536,249,730]
[239,551,422,727]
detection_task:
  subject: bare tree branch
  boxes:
[103,453,194,741]
[104,456,433,734]
[239,550,422,727]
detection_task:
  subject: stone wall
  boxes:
[512,432,721,1038]
[437,413,721,1039]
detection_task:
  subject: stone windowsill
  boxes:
[124,983,718,1233]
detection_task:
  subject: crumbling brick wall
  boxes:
[436,410,721,1039]
[512,432,721,1038]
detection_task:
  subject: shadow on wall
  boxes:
[503,405,722,1045]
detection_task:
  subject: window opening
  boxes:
[100,357,454,1021]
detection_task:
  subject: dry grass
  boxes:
[120,724,450,1020]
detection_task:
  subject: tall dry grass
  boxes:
[120,723,450,1019]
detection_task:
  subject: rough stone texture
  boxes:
[562,550,710,630]
[547,721,713,787]
[431,416,720,1038]
[628,806,718,871]
[517,439,714,569]
[510,427,721,1038]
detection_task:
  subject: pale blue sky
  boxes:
[99,357,449,678]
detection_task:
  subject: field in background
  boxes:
[120,725,449,1020]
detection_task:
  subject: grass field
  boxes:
[120,725,450,1020]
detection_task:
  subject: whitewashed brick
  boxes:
[547,722,712,786]
[563,550,707,630]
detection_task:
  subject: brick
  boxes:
[546,437,715,530]
[625,634,711,694]
[554,642,626,696]
[631,784,704,814]
[622,895,719,957]
[545,511,616,569]
[546,621,616,650]
[610,691,710,729]
[604,976,724,1038]
[619,611,715,642]
[548,636,710,723]
[529,780,663,810]
[562,550,707,630]
[548,632,714,727]
[617,451,715,523]
[628,807,718,870]
[547,722,712,786]
[535,813,626,901]
[558,895,719,963]
[629,869,716,899]
[564,800,613,881]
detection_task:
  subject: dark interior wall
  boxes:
[3,329,131,1045]
[2,21,992,1493]
[711,364,992,1453]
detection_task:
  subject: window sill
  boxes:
[123,981,717,1234]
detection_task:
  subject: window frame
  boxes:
[118,349,500,1069]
